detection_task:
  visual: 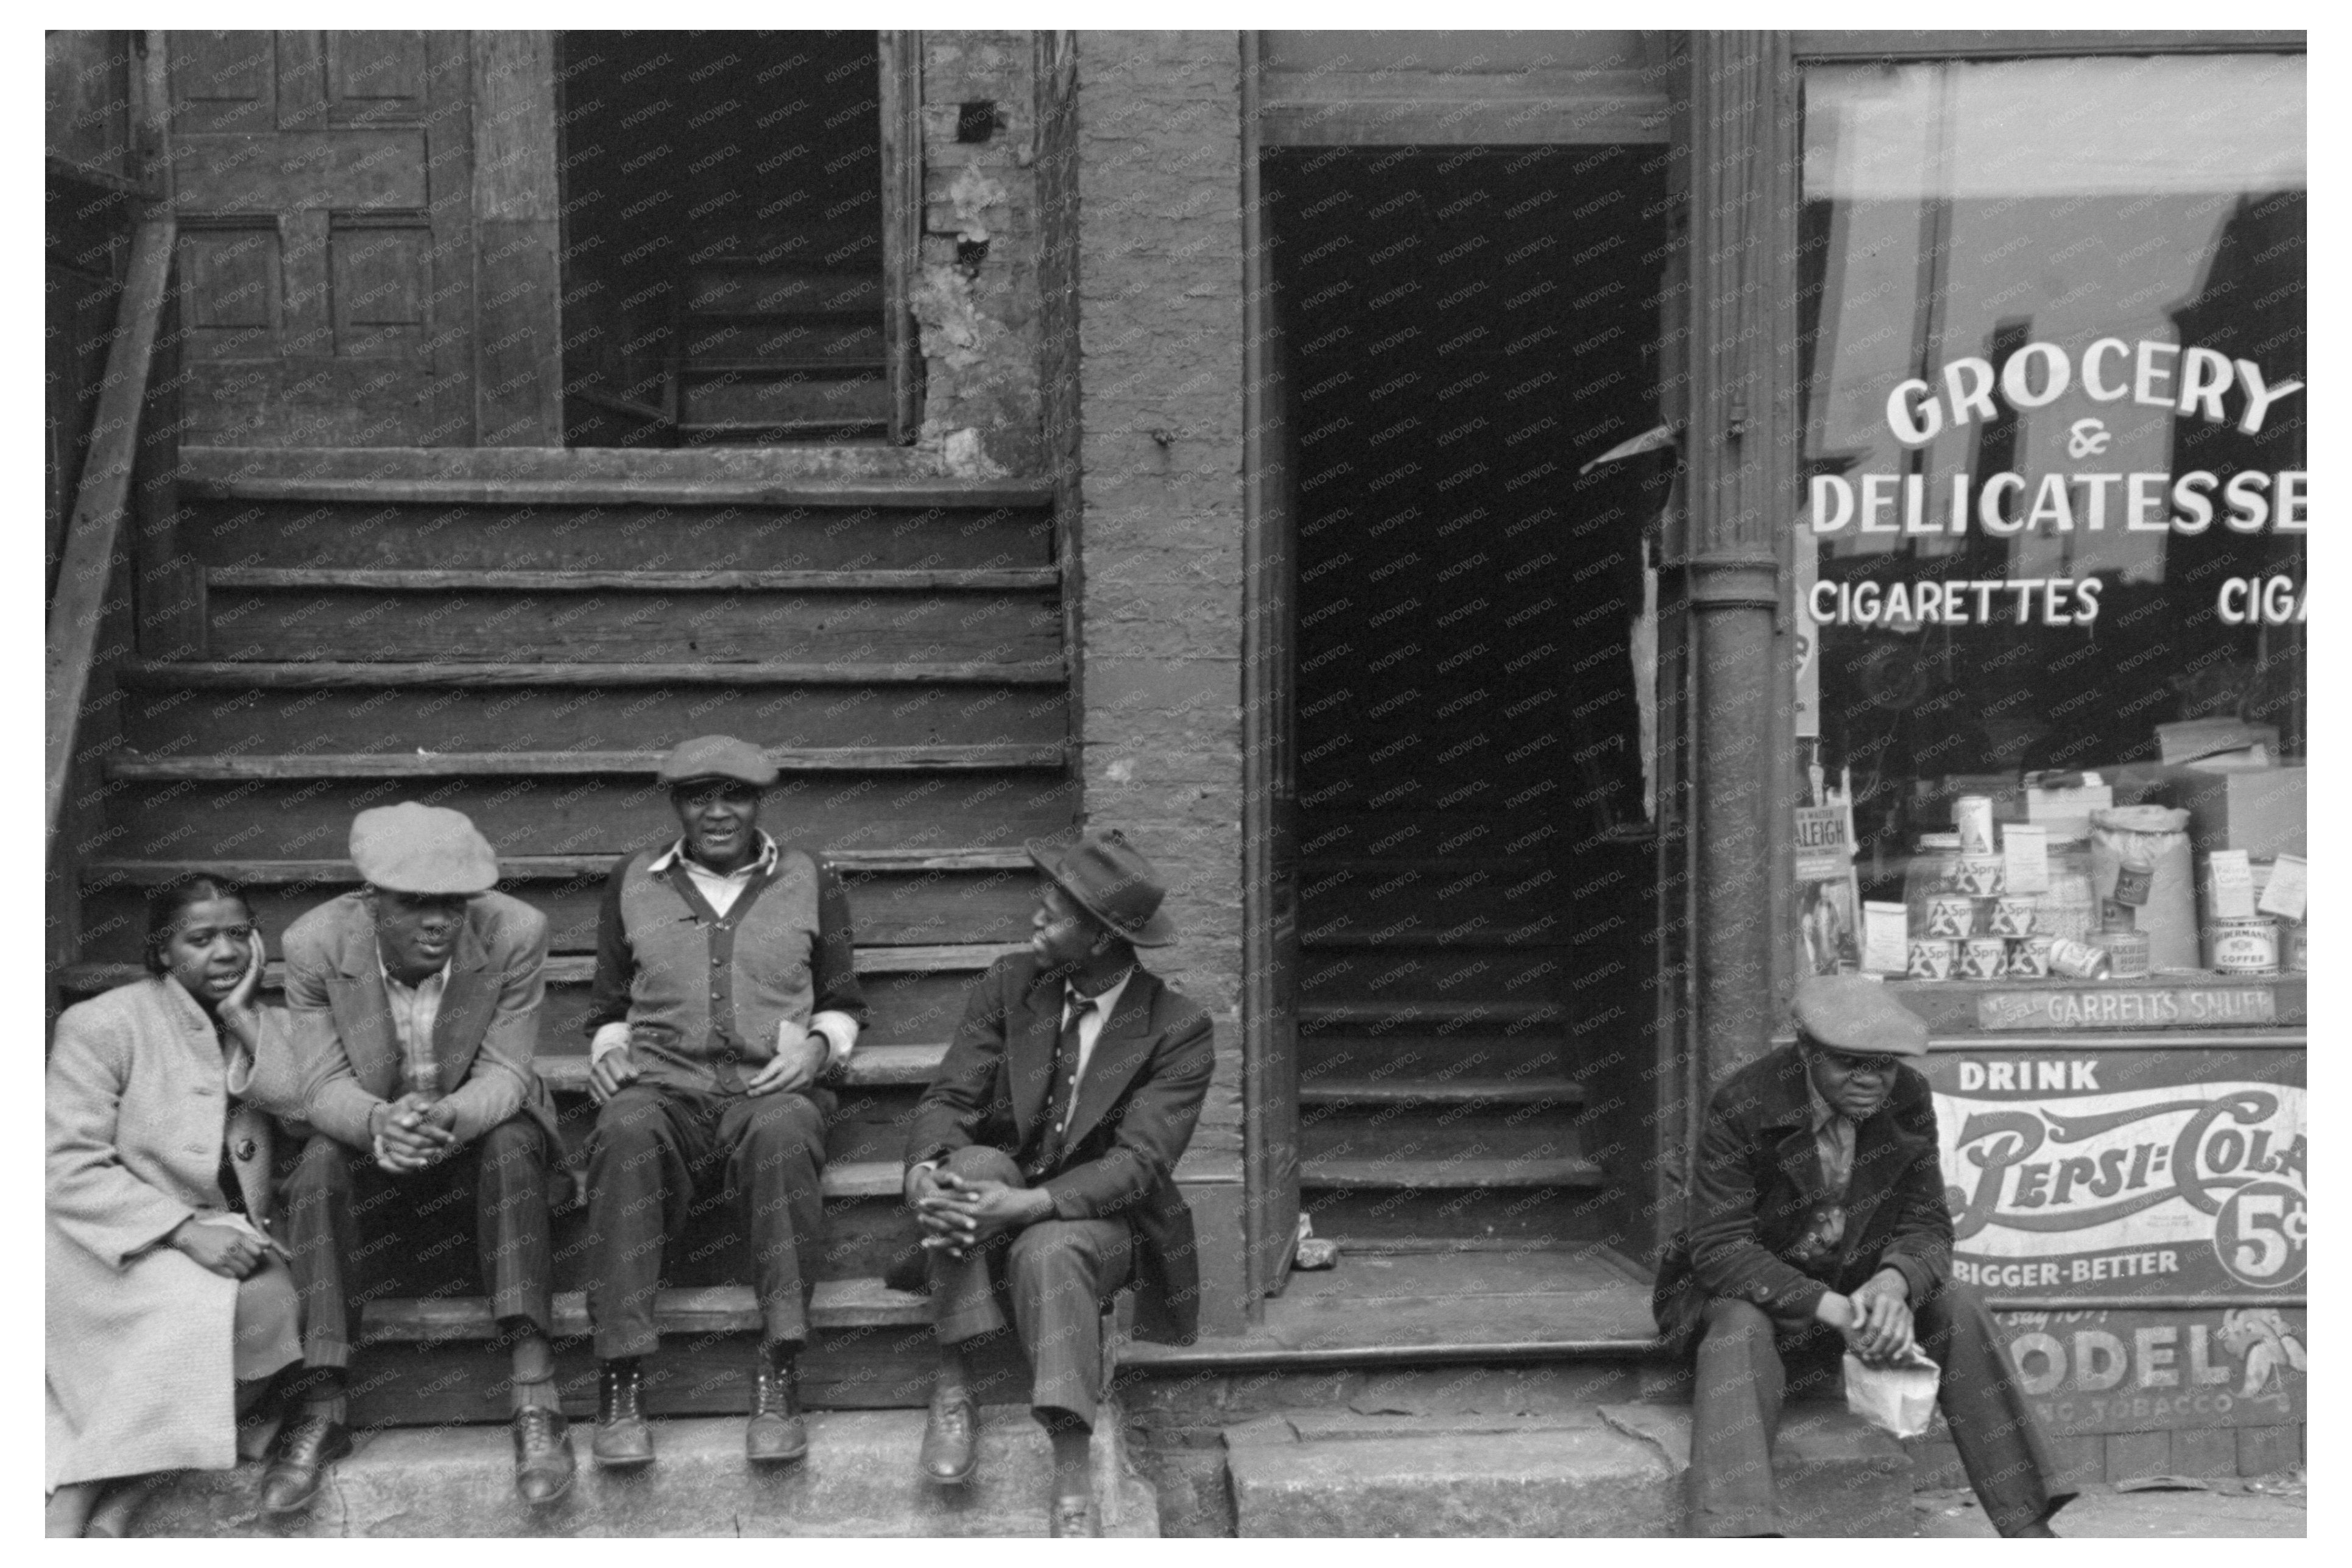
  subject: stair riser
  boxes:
[684,272,886,316]
[1298,1033,1566,1081]
[680,373,893,428]
[203,587,1059,665]
[1300,863,1568,938]
[1299,747,1590,815]
[122,682,1068,754]
[1296,813,1571,863]
[101,772,1076,861]
[1299,1188,1618,1245]
[1300,948,1567,1005]
[188,501,1052,571]
[79,867,1035,962]
[679,319,884,363]
[1298,1107,1589,1167]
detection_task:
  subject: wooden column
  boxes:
[1660,30,1802,1114]
[471,31,563,446]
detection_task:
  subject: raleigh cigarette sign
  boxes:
[1925,1048,2306,1298]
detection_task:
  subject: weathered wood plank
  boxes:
[1296,1078,1587,1109]
[362,1280,934,1344]
[104,744,1065,780]
[537,1043,947,1097]
[208,567,1059,592]
[61,944,1018,995]
[84,849,1031,883]
[118,659,1064,688]
[1301,1157,1606,1191]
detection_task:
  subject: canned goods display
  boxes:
[1954,856,2004,897]
[2047,937,2112,980]
[1907,939,1957,980]
[2096,926,2151,980]
[1924,895,1975,939]
[2206,916,2280,975]
[2007,935,2052,978]
[1959,936,2008,980]
[2113,855,2153,906]
[2281,920,2307,973]
[1989,899,2036,938]
[1955,795,1996,855]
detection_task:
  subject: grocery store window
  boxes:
[1790,52,2306,987]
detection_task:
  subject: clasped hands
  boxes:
[1814,1267,1919,1363]
[904,1164,1054,1260]
[370,1092,459,1173]
[588,1019,828,1104]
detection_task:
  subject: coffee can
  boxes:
[2206,917,2279,976]
[1989,898,2037,938]
[1924,894,1976,939]
[1954,856,2004,897]
[2007,936,2052,978]
[2047,936,2112,980]
[1959,936,2008,980]
[1955,795,1996,855]
[2096,926,2151,980]
[1907,939,1957,980]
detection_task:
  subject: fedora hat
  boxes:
[1027,827,1178,948]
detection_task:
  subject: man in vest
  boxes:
[899,827,1215,1537]
[581,735,869,1468]
[1652,973,2072,1537]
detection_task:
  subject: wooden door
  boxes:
[164,30,473,445]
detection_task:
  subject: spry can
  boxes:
[1959,937,2008,980]
[1907,939,1957,980]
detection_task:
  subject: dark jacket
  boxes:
[1653,1042,1951,1352]
[905,953,1217,1344]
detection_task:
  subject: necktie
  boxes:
[1027,994,1094,1179]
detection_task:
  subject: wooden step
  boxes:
[677,319,885,364]
[118,660,1064,690]
[535,1042,948,1095]
[683,269,885,316]
[1295,1032,1567,1081]
[1301,1156,1605,1191]
[1299,923,1569,948]
[1298,1076,1585,1108]
[85,848,1030,885]
[208,568,1059,593]
[363,1279,930,1343]
[1296,1000,1565,1028]
[103,744,1064,782]
[677,419,893,442]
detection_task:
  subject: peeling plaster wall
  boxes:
[915,31,1046,475]
[1072,32,1248,1330]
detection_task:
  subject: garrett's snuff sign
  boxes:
[1977,985,2278,1031]
[1925,1047,2306,1299]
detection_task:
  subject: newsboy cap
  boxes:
[1790,973,1930,1058]
[350,802,498,895]
[1028,826,1178,947]
[659,734,779,789]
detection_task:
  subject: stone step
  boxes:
[130,1408,1159,1538]
[1223,1404,1914,1538]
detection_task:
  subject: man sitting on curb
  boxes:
[1653,973,2074,1538]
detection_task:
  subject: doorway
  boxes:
[1267,144,1669,1253]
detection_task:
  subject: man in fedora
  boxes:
[275,802,572,1510]
[1653,973,2073,1538]
[900,827,1215,1537]
[579,735,868,1469]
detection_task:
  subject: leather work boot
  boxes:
[592,1361,654,1468]
[1048,1495,1101,1538]
[258,1413,354,1514]
[511,1405,576,1504]
[918,1385,978,1485]
[745,1349,808,1463]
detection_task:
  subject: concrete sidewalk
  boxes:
[1915,1475,2306,1538]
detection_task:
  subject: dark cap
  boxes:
[1027,826,1178,948]
[658,735,779,789]
[1791,974,1930,1058]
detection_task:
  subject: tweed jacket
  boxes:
[46,976,305,1488]
[1653,1042,1952,1352]
[281,889,561,1154]
[906,953,1217,1344]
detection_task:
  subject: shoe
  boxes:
[512,1406,576,1505]
[592,1361,654,1468]
[746,1351,808,1464]
[919,1388,978,1485]
[1048,1496,1100,1538]
[2011,1521,2060,1538]
[258,1413,353,1515]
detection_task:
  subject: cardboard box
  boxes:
[2106,764,2306,860]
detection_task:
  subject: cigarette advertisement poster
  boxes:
[1923,1047,2306,1299]
[1990,1305,2306,1435]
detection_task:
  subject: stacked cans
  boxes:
[1905,797,2058,981]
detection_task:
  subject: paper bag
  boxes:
[1843,1347,1941,1439]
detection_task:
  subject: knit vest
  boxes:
[616,846,821,1063]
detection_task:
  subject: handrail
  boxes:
[46,215,174,840]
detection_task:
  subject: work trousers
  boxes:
[584,1081,828,1360]
[283,1117,554,1369]
[1689,1283,2073,1538]
[927,1145,1134,1430]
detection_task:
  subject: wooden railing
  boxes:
[44,216,174,839]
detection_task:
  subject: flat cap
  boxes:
[659,734,778,789]
[1790,973,1930,1058]
[350,802,498,895]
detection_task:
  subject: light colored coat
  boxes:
[45,976,304,1489]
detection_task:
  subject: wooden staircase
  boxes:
[55,447,1072,1422]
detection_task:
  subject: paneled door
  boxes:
[164,30,473,445]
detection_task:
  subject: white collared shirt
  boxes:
[1059,966,1135,1103]
[377,952,451,1097]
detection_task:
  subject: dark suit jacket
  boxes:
[905,953,1216,1344]
[1653,1042,1951,1353]
[281,889,562,1158]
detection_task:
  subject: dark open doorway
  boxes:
[1267,144,1670,1256]
[554,30,899,447]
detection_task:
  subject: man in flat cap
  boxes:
[579,735,869,1469]
[899,827,1215,1537]
[1653,973,2072,1538]
[274,803,571,1511]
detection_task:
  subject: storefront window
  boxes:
[1791,53,2306,995]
